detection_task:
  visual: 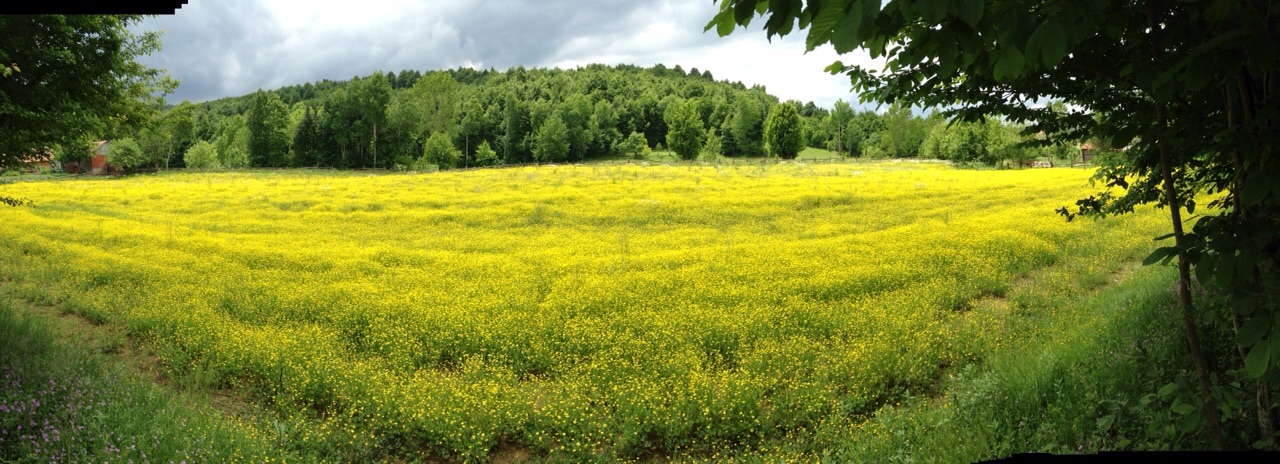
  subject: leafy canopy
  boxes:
[0,15,176,169]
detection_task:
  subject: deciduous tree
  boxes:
[409,71,459,139]
[620,131,650,159]
[106,138,146,170]
[215,115,251,168]
[709,0,1280,448]
[665,99,705,160]
[532,114,570,163]
[503,94,531,163]
[729,98,764,156]
[422,131,460,169]
[591,100,622,156]
[474,140,498,166]
[291,107,324,168]
[0,15,177,169]
[702,128,723,161]
[163,101,196,168]
[183,140,220,169]
[829,99,853,155]
[247,90,291,167]
[845,110,883,157]
[764,102,803,159]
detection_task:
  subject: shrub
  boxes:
[422,132,460,169]
[701,129,723,162]
[620,132,649,160]
[532,115,569,163]
[183,140,221,169]
[107,138,146,169]
[475,140,498,167]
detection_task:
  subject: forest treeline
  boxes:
[64,63,1083,171]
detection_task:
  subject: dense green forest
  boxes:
[69,63,1080,172]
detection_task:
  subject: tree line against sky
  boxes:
[71,64,1082,172]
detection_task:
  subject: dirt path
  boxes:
[2,288,259,419]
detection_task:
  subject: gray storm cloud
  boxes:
[135,0,872,108]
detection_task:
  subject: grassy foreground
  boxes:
[0,297,278,462]
[0,161,1174,461]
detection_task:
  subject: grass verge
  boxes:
[0,296,279,462]
[812,265,1207,461]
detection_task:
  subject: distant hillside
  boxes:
[187,63,831,169]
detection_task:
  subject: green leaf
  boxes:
[1178,409,1202,431]
[860,0,880,34]
[1236,316,1270,348]
[1039,19,1067,67]
[958,0,983,28]
[1225,389,1243,415]
[1112,126,1137,149]
[917,0,947,23]
[763,1,785,35]
[1207,0,1233,21]
[1241,177,1271,206]
[937,46,958,79]
[1158,382,1178,398]
[1152,79,1175,103]
[1271,331,1280,368]
[1097,415,1114,432]
[1171,401,1197,416]
[713,11,737,36]
[1195,258,1214,285]
[735,0,759,25]
[994,47,1026,81]
[1183,52,1214,91]
[1143,246,1178,266]
[824,61,847,74]
[769,6,796,37]
[1245,342,1271,378]
[1025,24,1046,65]
[806,0,846,51]
[867,35,887,58]
[1215,253,1235,287]
[830,5,865,53]
[1231,294,1258,316]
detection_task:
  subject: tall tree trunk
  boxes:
[837,125,844,157]
[1156,102,1228,450]
[1146,4,1226,448]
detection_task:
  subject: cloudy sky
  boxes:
[134,0,882,109]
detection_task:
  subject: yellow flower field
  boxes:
[0,161,1169,460]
